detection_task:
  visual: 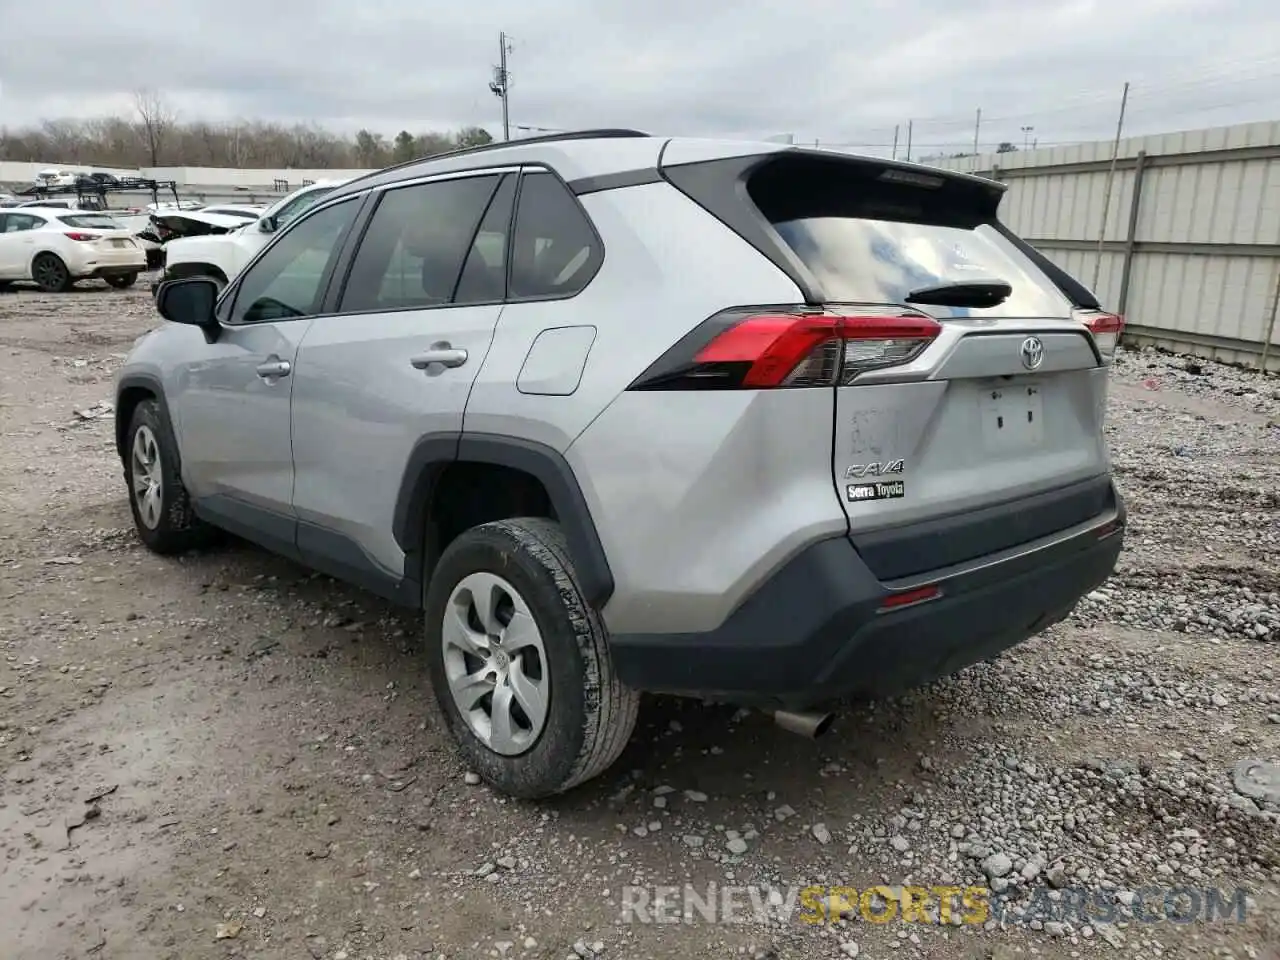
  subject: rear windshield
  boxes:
[60,214,125,229]
[750,157,1071,319]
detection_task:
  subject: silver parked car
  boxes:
[114,130,1127,798]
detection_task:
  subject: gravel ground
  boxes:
[0,281,1277,960]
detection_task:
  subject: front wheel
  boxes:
[424,517,639,799]
[105,272,138,289]
[123,399,216,554]
[31,253,72,293]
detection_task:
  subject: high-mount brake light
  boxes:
[1080,311,1124,360]
[630,309,942,390]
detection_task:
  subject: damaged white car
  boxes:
[154,180,350,292]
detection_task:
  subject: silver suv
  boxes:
[115,130,1127,798]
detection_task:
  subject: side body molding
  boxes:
[392,432,616,608]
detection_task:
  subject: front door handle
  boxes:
[410,343,468,370]
[256,359,291,379]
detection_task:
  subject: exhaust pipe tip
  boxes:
[772,709,836,739]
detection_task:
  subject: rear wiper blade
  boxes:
[905,279,1012,309]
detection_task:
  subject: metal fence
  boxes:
[933,120,1280,372]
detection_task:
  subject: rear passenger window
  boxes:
[340,175,500,313]
[453,174,516,305]
[3,214,44,232]
[509,172,600,300]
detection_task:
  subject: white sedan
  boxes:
[0,207,147,292]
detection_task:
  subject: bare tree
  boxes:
[132,88,175,167]
[0,114,493,170]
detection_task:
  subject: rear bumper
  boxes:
[84,263,142,279]
[609,482,1126,709]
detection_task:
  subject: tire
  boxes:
[105,273,138,289]
[424,517,639,799]
[0,281,12,293]
[123,398,216,555]
[31,253,72,293]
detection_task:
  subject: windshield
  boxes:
[275,186,337,227]
[745,154,1072,320]
[772,217,1071,319]
[60,214,125,230]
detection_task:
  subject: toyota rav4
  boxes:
[115,130,1126,798]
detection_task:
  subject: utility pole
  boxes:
[1092,80,1130,291]
[891,125,899,160]
[488,31,513,141]
[905,120,913,161]
[1021,125,1034,150]
[972,108,981,171]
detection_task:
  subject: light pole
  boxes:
[1021,125,1034,150]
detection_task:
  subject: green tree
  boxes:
[354,128,387,166]
[415,132,453,157]
[392,130,417,164]
[454,126,494,149]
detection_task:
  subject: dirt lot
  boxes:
[1,279,1278,960]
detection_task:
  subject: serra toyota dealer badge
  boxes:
[847,480,905,502]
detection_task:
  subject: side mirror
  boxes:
[258,216,277,234]
[156,277,220,339]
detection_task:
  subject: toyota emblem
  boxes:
[1020,336,1045,371]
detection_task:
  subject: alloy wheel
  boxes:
[130,425,163,529]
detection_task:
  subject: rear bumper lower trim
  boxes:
[609,481,1126,709]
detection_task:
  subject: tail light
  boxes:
[64,232,100,242]
[1080,311,1124,360]
[629,306,942,390]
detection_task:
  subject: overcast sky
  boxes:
[2,0,1278,155]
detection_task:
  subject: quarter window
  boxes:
[229,197,359,325]
[509,172,600,300]
[339,175,500,313]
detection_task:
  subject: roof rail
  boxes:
[342,128,653,188]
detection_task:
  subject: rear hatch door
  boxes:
[664,149,1116,582]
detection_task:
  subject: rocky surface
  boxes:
[0,284,1277,959]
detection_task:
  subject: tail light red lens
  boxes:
[630,308,943,390]
[1080,311,1124,360]
[64,232,100,242]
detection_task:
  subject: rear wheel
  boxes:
[31,253,71,293]
[123,399,216,555]
[424,517,639,799]
[105,272,138,289]
[0,281,12,293]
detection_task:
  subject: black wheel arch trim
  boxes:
[114,372,173,461]
[393,432,615,608]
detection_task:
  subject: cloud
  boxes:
[1,0,1277,154]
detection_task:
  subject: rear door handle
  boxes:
[255,359,291,379]
[410,345,468,370]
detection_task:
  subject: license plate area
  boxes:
[979,382,1044,451]
[111,239,129,248]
